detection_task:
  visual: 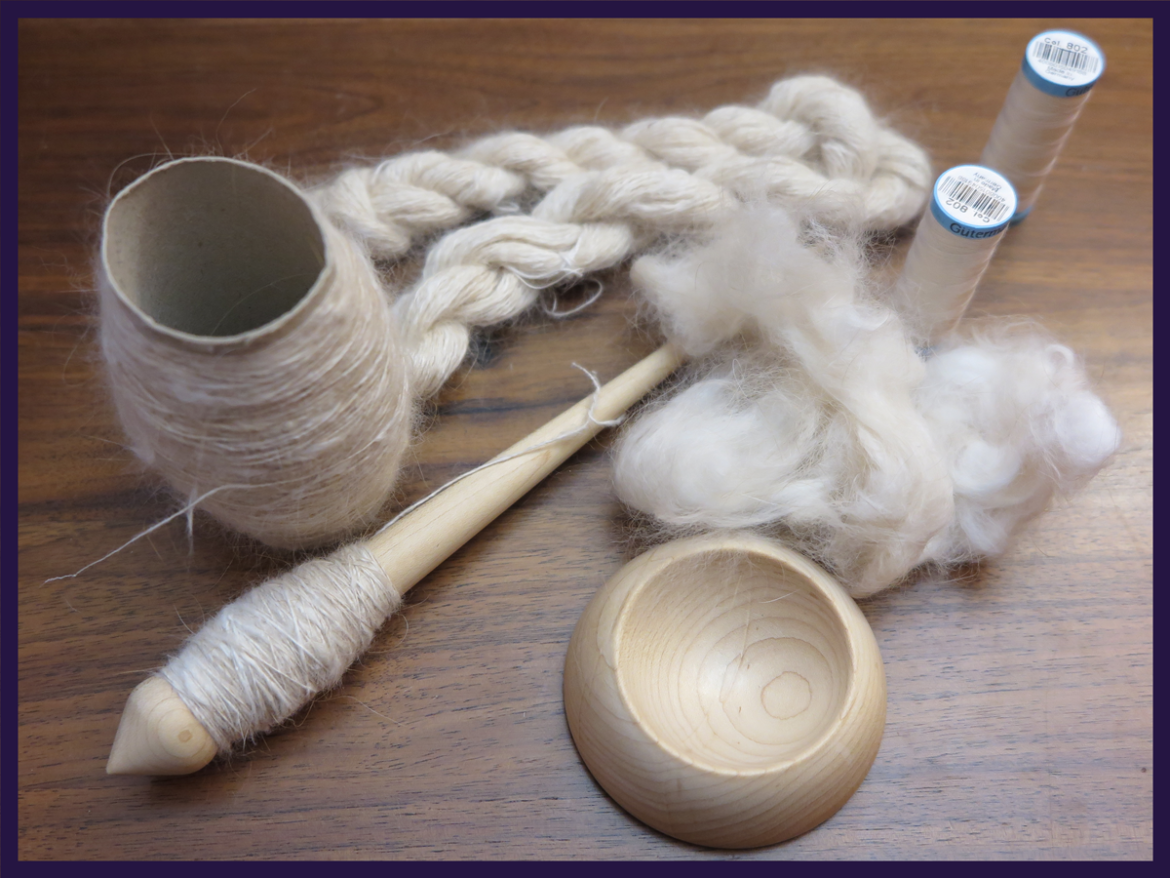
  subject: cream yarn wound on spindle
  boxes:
[159,542,400,752]
[611,202,1121,597]
[100,76,932,549]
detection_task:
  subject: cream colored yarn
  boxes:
[159,543,400,750]
[100,160,414,550]
[101,75,932,551]
[312,76,928,261]
[388,77,932,397]
[980,32,1104,219]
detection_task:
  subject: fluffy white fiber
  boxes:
[919,324,1122,564]
[613,203,1120,597]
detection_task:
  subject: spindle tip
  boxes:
[107,676,217,776]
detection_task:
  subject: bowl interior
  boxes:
[617,548,853,771]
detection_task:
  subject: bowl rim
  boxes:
[608,531,877,779]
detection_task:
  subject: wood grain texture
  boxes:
[564,533,887,849]
[17,18,1151,860]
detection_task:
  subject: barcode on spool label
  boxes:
[1032,41,1100,74]
[938,176,1009,222]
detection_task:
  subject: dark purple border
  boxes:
[6,0,1159,873]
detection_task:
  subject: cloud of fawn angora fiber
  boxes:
[612,203,1121,597]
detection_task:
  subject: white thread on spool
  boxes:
[895,164,1017,343]
[980,29,1104,222]
[100,157,414,549]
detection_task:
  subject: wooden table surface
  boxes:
[17,18,1152,860]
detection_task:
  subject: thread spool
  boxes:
[100,157,413,549]
[980,29,1104,222]
[895,164,1017,343]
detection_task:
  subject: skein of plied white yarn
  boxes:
[313,75,927,259]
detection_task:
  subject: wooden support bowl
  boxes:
[563,532,887,848]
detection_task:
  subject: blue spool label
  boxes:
[1022,30,1105,97]
[930,165,1017,239]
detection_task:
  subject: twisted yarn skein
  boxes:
[312,76,927,260]
[100,76,932,549]
[384,78,933,398]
